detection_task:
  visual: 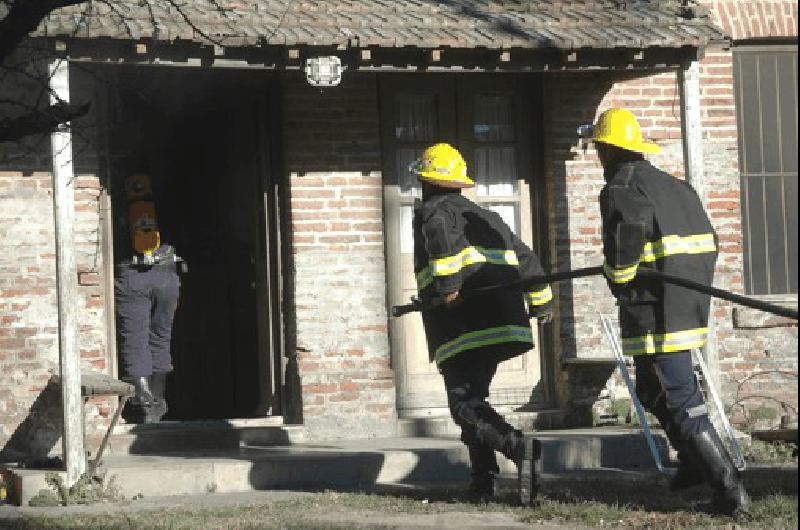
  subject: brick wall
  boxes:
[281,72,396,439]
[703,0,798,40]
[700,0,799,430]
[0,58,111,458]
[548,2,798,429]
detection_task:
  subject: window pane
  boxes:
[737,53,763,174]
[486,203,518,234]
[396,148,422,197]
[785,176,798,293]
[765,176,788,294]
[474,95,514,142]
[474,147,518,196]
[777,53,798,173]
[744,175,768,294]
[394,95,437,142]
[759,54,781,174]
[741,176,753,293]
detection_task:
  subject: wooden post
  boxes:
[679,58,706,199]
[679,57,720,388]
[49,58,85,486]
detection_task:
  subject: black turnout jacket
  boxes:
[600,160,718,355]
[413,193,552,367]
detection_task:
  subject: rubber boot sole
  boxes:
[518,437,542,505]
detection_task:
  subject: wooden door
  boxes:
[381,74,546,416]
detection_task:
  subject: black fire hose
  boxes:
[391,266,603,317]
[637,269,798,320]
[391,265,799,320]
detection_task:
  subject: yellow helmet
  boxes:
[592,108,661,155]
[125,174,161,256]
[410,143,474,188]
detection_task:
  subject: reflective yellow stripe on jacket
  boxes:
[434,325,533,366]
[603,261,639,284]
[605,233,716,284]
[641,233,717,262]
[416,246,519,290]
[622,327,709,355]
[527,285,553,306]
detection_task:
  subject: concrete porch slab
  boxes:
[4,429,673,506]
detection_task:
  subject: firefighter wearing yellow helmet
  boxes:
[584,109,750,517]
[409,143,552,504]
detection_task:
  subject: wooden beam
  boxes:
[49,58,85,487]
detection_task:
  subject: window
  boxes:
[734,45,798,295]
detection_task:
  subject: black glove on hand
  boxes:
[530,304,554,324]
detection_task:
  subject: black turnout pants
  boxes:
[634,349,713,447]
[115,264,180,379]
[441,353,519,476]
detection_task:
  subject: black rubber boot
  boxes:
[648,397,704,492]
[686,429,751,518]
[465,443,499,503]
[669,448,705,491]
[452,398,542,505]
[147,372,169,423]
[122,376,155,424]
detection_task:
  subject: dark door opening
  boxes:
[107,67,281,420]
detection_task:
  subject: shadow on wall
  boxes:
[0,378,63,464]
[545,72,613,367]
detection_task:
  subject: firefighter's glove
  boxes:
[530,304,553,324]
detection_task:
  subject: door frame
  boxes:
[379,72,557,415]
[97,65,287,419]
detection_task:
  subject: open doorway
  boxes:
[106,67,282,420]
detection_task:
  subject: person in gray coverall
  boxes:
[115,173,183,424]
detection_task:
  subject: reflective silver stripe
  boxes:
[431,246,518,277]
[641,233,716,262]
[528,285,553,306]
[434,325,533,365]
[622,327,709,355]
[686,404,709,418]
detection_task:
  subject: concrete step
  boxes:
[91,417,307,457]
[5,430,675,506]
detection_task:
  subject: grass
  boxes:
[1,472,796,529]
[745,439,798,465]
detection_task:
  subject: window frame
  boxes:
[733,43,798,299]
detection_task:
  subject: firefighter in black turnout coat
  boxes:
[410,143,553,504]
[586,108,750,517]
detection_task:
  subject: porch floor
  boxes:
[5,428,673,506]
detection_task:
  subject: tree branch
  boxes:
[0,100,90,142]
[0,0,87,64]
